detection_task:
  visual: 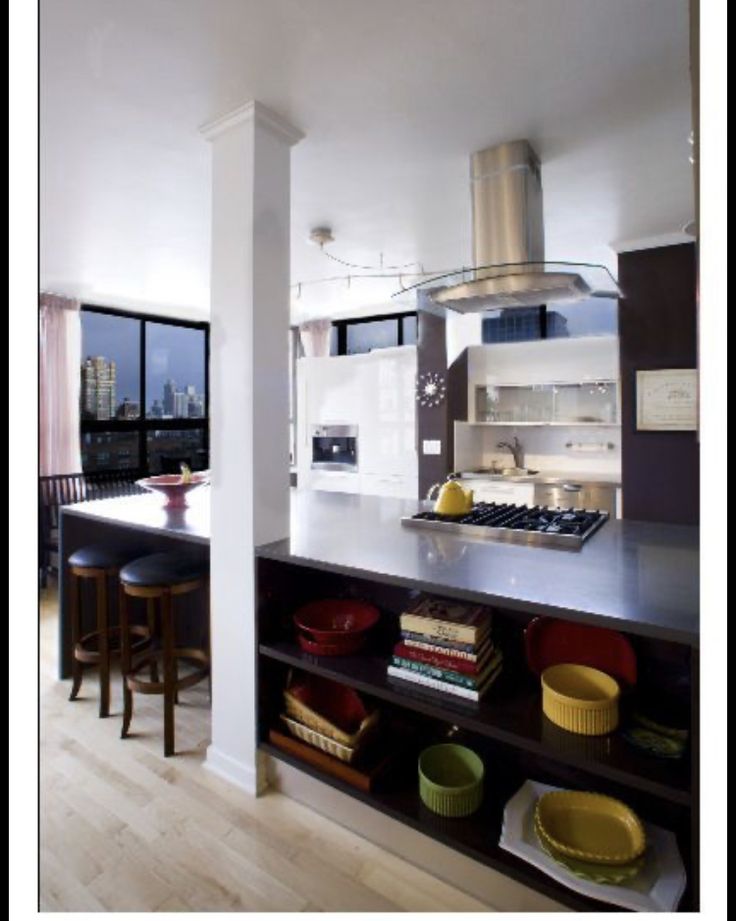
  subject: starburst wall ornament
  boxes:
[416,371,447,408]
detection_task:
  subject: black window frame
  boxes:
[80,303,210,474]
[331,311,418,356]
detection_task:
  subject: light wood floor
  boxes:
[40,582,496,912]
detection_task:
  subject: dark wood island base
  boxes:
[255,493,699,912]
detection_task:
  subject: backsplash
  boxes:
[454,423,621,476]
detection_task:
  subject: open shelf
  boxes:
[259,639,691,806]
[261,740,692,912]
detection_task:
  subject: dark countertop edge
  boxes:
[254,542,699,648]
[60,504,210,546]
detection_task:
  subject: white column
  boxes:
[201,101,303,794]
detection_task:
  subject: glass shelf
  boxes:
[474,381,619,425]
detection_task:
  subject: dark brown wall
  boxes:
[618,243,699,525]
[446,348,469,474]
[416,306,448,499]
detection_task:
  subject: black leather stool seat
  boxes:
[120,551,209,588]
[68,544,134,570]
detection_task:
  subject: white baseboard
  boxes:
[204,745,266,795]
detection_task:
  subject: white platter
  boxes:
[498,780,687,912]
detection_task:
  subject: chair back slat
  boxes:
[38,469,146,580]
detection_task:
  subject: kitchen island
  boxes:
[255,490,698,911]
[58,487,209,678]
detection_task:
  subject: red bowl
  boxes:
[136,473,209,509]
[287,675,368,732]
[525,617,637,688]
[297,632,368,656]
[293,599,380,643]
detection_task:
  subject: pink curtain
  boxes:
[299,318,332,357]
[39,293,82,475]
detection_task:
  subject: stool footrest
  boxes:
[125,648,209,695]
[74,624,151,664]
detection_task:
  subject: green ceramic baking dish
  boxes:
[418,743,485,817]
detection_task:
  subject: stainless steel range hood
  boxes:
[394,140,621,313]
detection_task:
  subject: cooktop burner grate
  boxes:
[402,502,608,550]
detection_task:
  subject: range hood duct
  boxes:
[431,140,593,312]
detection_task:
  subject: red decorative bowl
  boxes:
[287,675,368,734]
[136,473,209,509]
[296,632,368,657]
[525,617,637,688]
[293,599,380,644]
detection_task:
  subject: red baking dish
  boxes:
[286,674,368,734]
[297,632,368,656]
[525,617,637,688]
[293,599,380,642]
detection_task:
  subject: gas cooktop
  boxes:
[401,502,608,550]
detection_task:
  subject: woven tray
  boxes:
[284,678,379,747]
[280,714,368,763]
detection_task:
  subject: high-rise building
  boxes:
[116,397,139,419]
[173,391,189,418]
[81,356,117,420]
[187,394,204,418]
[150,399,164,419]
[163,379,176,416]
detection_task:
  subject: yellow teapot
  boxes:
[433,479,474,516]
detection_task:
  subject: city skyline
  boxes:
[81,356,205,420]
[80,311,206,415]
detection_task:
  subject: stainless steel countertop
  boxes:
[60,486,210,544]
[257,490,698,646]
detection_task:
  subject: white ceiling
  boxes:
[40,0,694,323]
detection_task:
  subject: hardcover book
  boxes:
[391,650,503,690]
[401,631,481,655]
[387,659,503,702]
[400,597,492,645]
[393,640,494,675]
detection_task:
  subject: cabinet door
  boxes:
[309,471,360,494]
[361,473,418,499]
[360,349,417,476]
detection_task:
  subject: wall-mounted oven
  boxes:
[311,424,358,471]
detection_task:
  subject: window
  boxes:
[80,306,209,473]
[330,312,418,356]
[481,299,618,344]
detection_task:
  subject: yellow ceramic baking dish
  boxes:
[535,791,646,865]
[541,663,620,735]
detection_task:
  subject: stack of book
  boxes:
[387,596,502,701]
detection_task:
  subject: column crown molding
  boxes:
[200,100,304,146]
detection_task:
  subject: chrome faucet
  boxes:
[497,436,524,469]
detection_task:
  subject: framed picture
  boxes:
[635,369,698,431]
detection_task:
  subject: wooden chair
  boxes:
[39,471,146,586]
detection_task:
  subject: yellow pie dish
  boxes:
[541,663,620,735]
[535,791,646,866]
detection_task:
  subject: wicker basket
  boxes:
[280,714,361,763]
[283,674,380,747]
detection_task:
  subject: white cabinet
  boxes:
[359,348,417,476]
[297,347,418,496]
[471,481,536,506]
[467,337,620,419]
[308,471,361,494]
[361,473,418,499]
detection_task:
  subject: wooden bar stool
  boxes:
[67,545,152,718]
[118,551,210,757]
